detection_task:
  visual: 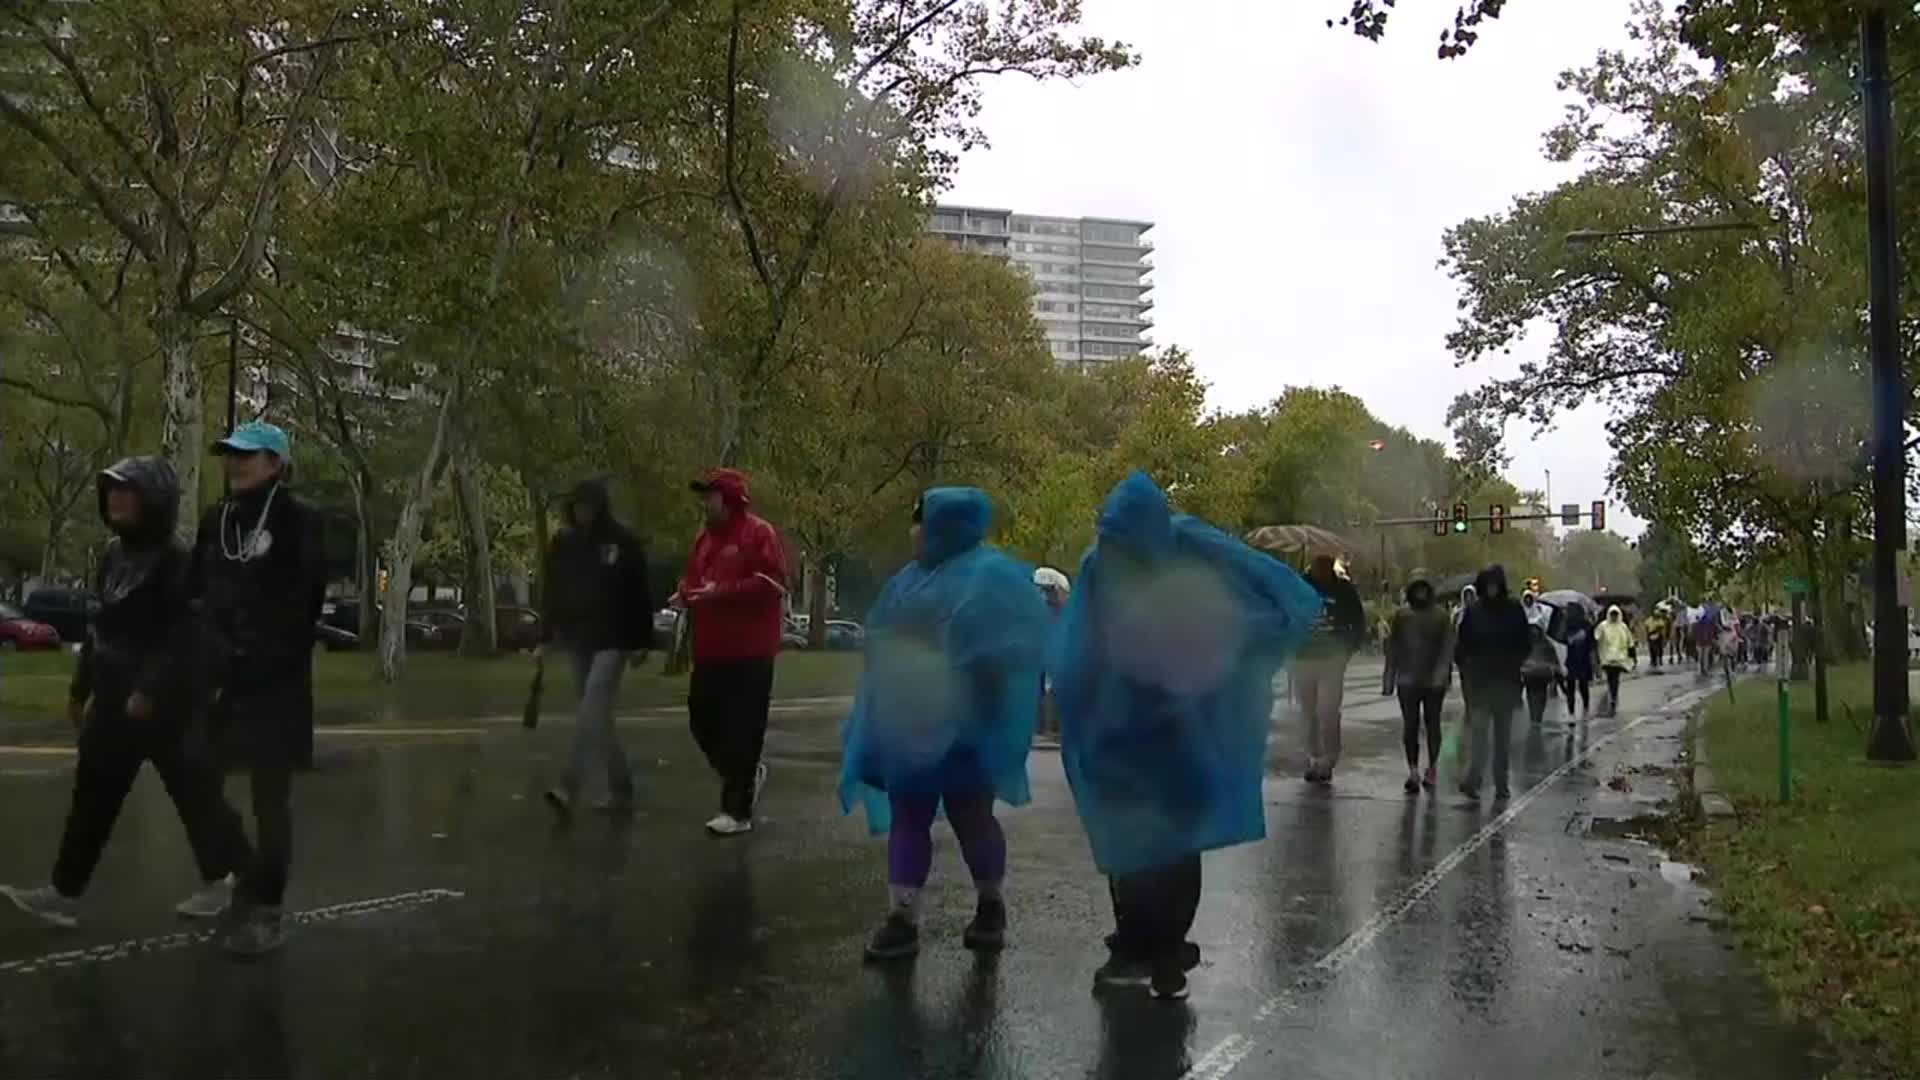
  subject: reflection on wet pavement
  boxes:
[0,670,1824,1078]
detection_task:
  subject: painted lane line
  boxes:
[1180,685,1717,1080]
[0,888,465,976]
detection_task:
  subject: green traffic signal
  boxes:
[1452,520,1468,534]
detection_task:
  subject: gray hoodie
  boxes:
[1385,578,1455,692]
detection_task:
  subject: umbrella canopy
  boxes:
[1537,589,1600,617]
[1244,524,1353,559]
[1434,571,1477,598]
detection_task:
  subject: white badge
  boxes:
[249,530,274,559]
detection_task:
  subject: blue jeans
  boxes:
[561,648,632,801]
[1465,689,1516,794]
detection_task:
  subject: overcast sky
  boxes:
[942,0,1650,538]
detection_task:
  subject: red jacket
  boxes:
[678,471,787,662]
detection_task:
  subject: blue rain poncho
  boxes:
[839,488,1052,835]
[1051,472,1323,876]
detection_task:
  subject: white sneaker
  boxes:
[751,761,769,810]
[175,874,235,920]
[1,883,79,929]
[705,813,753,837]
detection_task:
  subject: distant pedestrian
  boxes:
[1597,605,1634,715]
[1383,575,1454,794]
[675,469,787,836]
[189,422,326,956]
[1645,609,1669,672]
[1033,566,1071,739]
[1521,620,1562,728]
[0,457,250,930]
[1052,473,1320,1001]
[841,489,1051,963]
[1295,554,1366,785]
[538,478,654,823]
[1561,605,1595,716]
[1454,566,1529,802]
[1454,582,1479,720]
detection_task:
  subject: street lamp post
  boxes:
[1860,10,1914,763]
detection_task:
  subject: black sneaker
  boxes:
[863,913,919,963]
[962,897,1007,952]
[1150,964,1190,1001]
[1092,955,1152,992]
[542,789,573,824]
[1459,783,1481,801]
[1403,775,1421,795]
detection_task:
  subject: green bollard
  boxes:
[1777,674,1791,803]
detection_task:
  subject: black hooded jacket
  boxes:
[542,479,654,652]
[1455,565,1532,697]
[70,457,191,723]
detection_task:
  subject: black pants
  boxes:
[228,767,294,908]
[1395,686,1444,770]
[52,723,249,898]
[1524,678,1554,726]
[688,656,776,820]
[1604,665,1626,712]
[1109,854,1201,966]
[1562,675,1590,713]
[1649,639,1665,668]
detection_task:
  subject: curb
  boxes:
[1688,690,1738,822]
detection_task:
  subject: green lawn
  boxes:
[1700,663,1920,1078]
[0,647,860,728]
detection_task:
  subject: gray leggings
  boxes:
[562,648,632,801]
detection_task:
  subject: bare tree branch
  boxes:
[0,94,161,264]
[724,1,776,300]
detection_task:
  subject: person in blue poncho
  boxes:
[839,488,1051,964]
[1051,472,1322,1001]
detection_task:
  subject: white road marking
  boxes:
[0,888,465,976]
[1180,685,1716,1080]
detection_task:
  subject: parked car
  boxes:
[413,609,466,651]
[0,603,61,651]
[319,600,442,651]
[449,604,544,651]
[824,620,866,651]
[314,621,359,652]
[23,587,96,645]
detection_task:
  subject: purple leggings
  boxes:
[886,790,1006,888]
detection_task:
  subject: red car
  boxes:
[0,603,62,651]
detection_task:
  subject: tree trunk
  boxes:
[376,391,458,682]
[37,519,63,583]
[807,551,830,650]
[350,468,378,639]
[526,474,550,610]
[1805,542,1830,725]
[156,317,204,546]
[454,455,498,656]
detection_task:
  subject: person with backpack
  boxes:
[1383,575,1454,794]
[1295,554,1366,785]
[1454,566,1530,802]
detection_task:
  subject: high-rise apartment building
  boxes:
[926,204,1154,365]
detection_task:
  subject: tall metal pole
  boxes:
[1861,11,1915,762]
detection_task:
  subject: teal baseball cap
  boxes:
[212,421,291,459]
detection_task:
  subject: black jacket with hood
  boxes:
[1454,565,1531,700]
[70,457,193,736]
[1384,577,1454,692]
[189,477,326,771]
[1301,570,1367,660]
[542,479,654,652]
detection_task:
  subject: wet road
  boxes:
[0,666,1823,1079]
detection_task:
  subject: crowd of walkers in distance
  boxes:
[2,423,1781,1003]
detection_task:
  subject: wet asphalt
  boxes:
[0,661,1825,1079]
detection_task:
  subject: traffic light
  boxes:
[1591,500,1606,531]
[1452,503,1470,534]
[1432,510,1448,537]
[1489,503,1507,534]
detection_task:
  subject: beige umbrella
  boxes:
[1244,524,1354,560]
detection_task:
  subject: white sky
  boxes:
[942,0,1650,538]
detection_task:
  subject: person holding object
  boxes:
[1454,566,1530,802]
[538,478,654,822]
[1597,605,1635,715]
[1052,473,1321,1000]
[1383,575,1454,794]
[841,489,1051,963]
[1294,554,1366,785]
[675,468,787,836]
[1,457,250,930]
[189,422,325,956]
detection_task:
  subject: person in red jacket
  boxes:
[675,468,788,836]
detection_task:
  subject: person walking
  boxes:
[1645,608,1669,672]
[1596,605,1634,716]
[675,468,787,836]
[1,457,250,930]
[1521,619,1563,728]
[538,478,654,822]
[841,489,1052,963]
[1052,473,1320,1001]
[1454,566,1529,802]
[1295,554,1366,785]
[1560,604,1595,716]
[1453,582,1479,723]
[1383,575,1454,794]
[188,422,325,956]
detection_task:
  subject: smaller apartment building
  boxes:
[927,205,1154,365]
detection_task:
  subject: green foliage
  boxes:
[1551,529,1640,595]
